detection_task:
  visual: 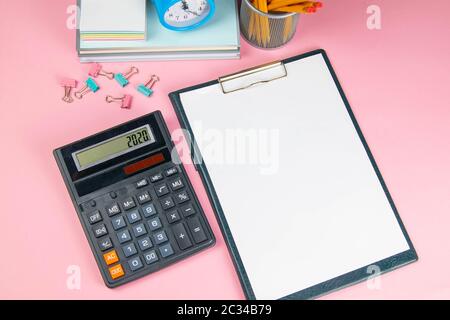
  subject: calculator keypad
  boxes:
[83,165,213,286]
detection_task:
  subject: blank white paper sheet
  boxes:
[178,52,412,300]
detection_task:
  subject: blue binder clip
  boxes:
[136,75,160,97]
[74,77,100,99]
[115,66,139,87]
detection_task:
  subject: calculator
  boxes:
[54,111,215,287]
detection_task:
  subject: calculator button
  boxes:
[126,210,141,224]
[90,200,96,207]
[166,210,181,224]
[122,197,136,210]
[174,191,190,204]
[155,183,169,197]
[109,264,125,280]
[169,177,184,191]
[103,250,119,266]
[117,230,132,244]
[93,224,108,238]
[98,237,113,251]
[153,230,168,244]
[180,204,196,217]
[161,196,175,210]
[172,223,193,250]
[109,191,117,199]
[128,257,144,271]
[111,216,126,230]
[135,178,149,189]
[137,237,153,251]
[143,250,159,264]
[187,217,208,244]
[122,243,138,258]
[132,223,147,237]
[147,217,162,231]
[136,190,151,204]
[87,210,102,224]
[149,173,163,183]
[164,167,178,177]
[106,203,121,217]
[142,203,157,217]
[159,243,174,258]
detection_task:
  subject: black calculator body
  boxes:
[54,111,215,288]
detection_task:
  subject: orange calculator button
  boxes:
[103,250,119,266]
[109,264,125,280]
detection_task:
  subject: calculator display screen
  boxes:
[72,125,155,171]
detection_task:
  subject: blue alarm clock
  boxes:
[153,0,216,31]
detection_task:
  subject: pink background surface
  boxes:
[0,0,449,299]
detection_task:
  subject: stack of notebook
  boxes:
[80,0,147,41]
[77,0,240,62]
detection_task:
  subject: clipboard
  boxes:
[169,49,417,300]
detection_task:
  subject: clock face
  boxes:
[164,0,211,28]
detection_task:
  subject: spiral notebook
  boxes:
[169,50,417,299]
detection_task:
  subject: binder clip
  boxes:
[114,66,139,87]
[218,61,287,94]
[60,78,77,103]
[136,75,160,97]
[106,95,133,109]
[88,63,114,80]
[74,77,100,99]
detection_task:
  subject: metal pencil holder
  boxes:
[240,0,299,49]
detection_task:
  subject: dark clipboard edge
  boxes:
[169,49,418,300]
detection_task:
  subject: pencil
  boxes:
[245,0,323,47]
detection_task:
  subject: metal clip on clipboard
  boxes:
[218,61,288,94]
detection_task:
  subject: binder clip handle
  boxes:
[89,63,114,80]
[218,61,287,94]
[115,66,139,87]
[60,78,78,103]
[106,94,133,109]
[137,75,160,97]
[74,77,100,99]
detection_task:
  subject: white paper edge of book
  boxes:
[79,0,146,33]
[79,51,240,63]
[178,53,411,300]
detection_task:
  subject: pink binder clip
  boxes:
[106,95,133,109]
[88,63,114,80]
[60,78,78,103]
